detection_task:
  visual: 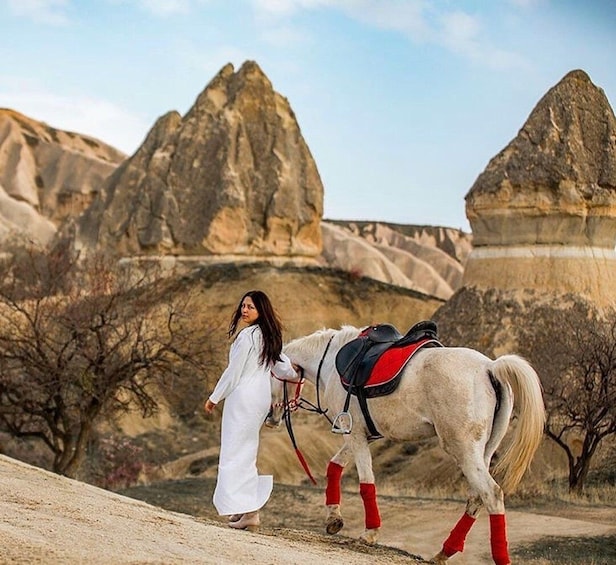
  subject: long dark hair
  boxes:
[228,290,283,366]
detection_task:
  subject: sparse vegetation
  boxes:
[0,246,213,478]
[88,436,145,490]
[517,297,616,493]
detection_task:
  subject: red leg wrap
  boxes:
[325,461,344,505]
[489,514,510,565]
[359,483,381,529]
[441,512,477,556]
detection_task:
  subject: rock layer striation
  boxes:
[464,70,616,307]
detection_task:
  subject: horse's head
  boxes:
[266,326,358,428]
[265,366,305,428]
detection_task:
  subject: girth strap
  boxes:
[338,364,383,441]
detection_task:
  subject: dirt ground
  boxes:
[120,477,616,565]
[2,454,614,565]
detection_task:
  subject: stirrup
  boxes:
[331,411,352,434]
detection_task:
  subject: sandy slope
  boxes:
[0,455,419,565]
[1,455,614,565]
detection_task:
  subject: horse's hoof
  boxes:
[325,517,344,535]
[359,528,379,545]
[429,550,449,563]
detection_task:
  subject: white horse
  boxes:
[267,325,545,565]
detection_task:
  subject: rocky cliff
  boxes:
[73,61,324,260]
[463,69,616,308]
[0,65,467,299]
[0,109,125,246]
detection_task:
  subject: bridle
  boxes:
[271,335,335,485]
[271,370,305,413]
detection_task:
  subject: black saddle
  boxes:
[336,320,439,388]
[332,320,440,441]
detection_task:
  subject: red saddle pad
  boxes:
[365,338,436,388]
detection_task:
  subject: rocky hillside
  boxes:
[72,61,324,259]
[321,220,470,300]
[1,64,615,497]
[0,454,424,565]
[0,62,468,300]
[0,108,125,246]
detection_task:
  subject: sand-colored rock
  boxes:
[466,69,616,247]
[0,86,468,301]
[74,61,323,259]
[0,455,423,564]
[320,221,470,300]
[462,245,616,308]
[1,437,614,565]
[0,108,125,245]
[463,70,616,307]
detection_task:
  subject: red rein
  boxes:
[273,373,317,485]
[271,374,304,411]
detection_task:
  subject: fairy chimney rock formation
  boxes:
[76,61,323,260]
[464,70,616,306]
[0,109,125,245]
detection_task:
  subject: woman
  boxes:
[204,290,296,531]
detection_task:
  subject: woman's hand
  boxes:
[204,398,217,414]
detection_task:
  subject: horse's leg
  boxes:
[441,447,510,565]
[432,495,483,563]
[433,410,506,562]
[325,442,351,535]
[466,472,509,565]
[352,436,381,545]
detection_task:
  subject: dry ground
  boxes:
[120,476,616,565]
[2,454,614,565]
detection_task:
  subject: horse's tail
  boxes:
[490,354,546,494]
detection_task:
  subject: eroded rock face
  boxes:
[76,61,323,258]
[463,70,616,308]
[320,221,471,300]
[0,109,125,245]
[466,70,616,248]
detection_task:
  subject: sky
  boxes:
[0,1,614,232]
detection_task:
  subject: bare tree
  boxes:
[0,247,210,478]
[518,297,616,492]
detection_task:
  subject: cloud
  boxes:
[250,0,529,70]
[259,23,309,46]
[252,0,430,39]
[507,0,545,8]
[173,42,252,83]
[438,10,529,70]
[0,81,149,154]
[107,0,213,17]
[136,0,191,16]
[6,0,71,25]
[254,0,334,17]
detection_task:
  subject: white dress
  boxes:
[209,325,295,516]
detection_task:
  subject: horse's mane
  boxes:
[284,325,360,358]
[338,325,361,342]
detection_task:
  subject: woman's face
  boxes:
[240,296,259,325]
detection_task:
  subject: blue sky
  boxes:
[0,1,614,232]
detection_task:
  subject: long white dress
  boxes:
[209,325,295,516]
